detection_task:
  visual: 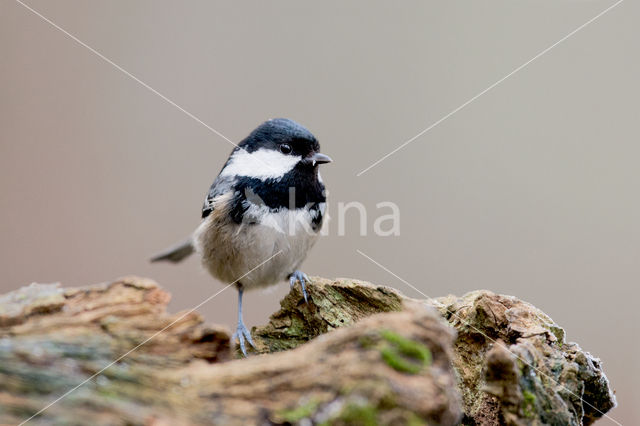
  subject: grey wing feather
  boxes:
[202,175,233,218]
[150,237,194,263]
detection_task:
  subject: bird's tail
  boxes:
[150,237,194,263]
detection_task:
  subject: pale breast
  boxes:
[193,201,321,290]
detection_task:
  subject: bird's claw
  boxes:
[232,320,256,357]
[289,270,311,303]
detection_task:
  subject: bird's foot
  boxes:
[232,320,256,357]
[289,270,311,303]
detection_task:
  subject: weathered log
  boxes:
[431,291,616,425]
[0,277,615,425]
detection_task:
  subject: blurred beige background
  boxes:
[1,0,638,423]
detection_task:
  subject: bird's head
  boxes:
[219,118,331,181]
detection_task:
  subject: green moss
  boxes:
[276,399,320,423]
[549,325,565,346]
[407,412,428,426]
[380,347,422,374]
[338,402,378,426]
[522,390,537,419]
[380,330,432,364]
[378,330,432,374]
[326,287,347,303]
[285,316,307,337]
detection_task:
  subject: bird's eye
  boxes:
[280,144,292,154]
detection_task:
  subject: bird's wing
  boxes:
[202,176,234,218]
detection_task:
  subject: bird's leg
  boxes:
[289,270,311,303]
[231,286,255,357]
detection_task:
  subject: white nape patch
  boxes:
[309,202,326,221]
[219,148,301,180]
[318,202,326,217]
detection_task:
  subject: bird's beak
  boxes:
[311,153,332,166]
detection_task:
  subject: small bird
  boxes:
[151,118,331,355]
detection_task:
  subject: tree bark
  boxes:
[0,277,615,425]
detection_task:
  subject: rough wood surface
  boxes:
[0,277,616,425]
[431,291,616,425]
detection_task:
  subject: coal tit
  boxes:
[151,118,331,355]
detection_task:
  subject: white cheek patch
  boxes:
[219,148,301,180]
